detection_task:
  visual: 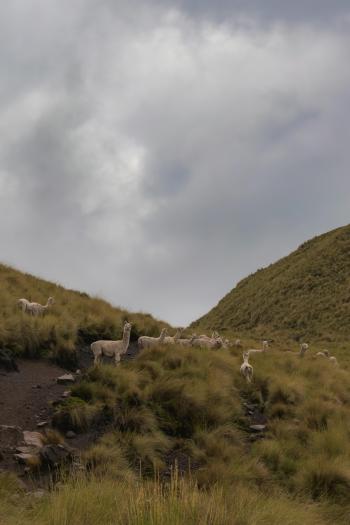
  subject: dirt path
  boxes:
[0,359,70,430]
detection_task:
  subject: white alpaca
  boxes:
[299,343,309,357]
[18,297,55,316]
[192,335,222,349]
[245,340,269,358]
[138,328,168,350]
[240,354,253,383]
[91,321,132,366]
[315,350,330,358]
[177,334,197,347]
[329,356,339,367]
[164,328,183,345]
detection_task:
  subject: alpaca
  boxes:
[177,334,197,347]
[245,340,269,358]
[192,335,222,349]
[315,350,330,358]
[18,297,55,316]
[234,339,242,348]
[18,298,30,312]
[164,328,183,345]
[91,321,132,366]
[329,356,339,366]
[299,343,309,357]
[240,354,253,383]
[138,328,168,350]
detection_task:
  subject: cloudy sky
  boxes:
[1,1,350,326]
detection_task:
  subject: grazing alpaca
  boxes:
[240,354,253,383]
[192,335,222,349]
[177,334,197,347]
[234,339,242,348]
[164,328,183,345]
[18,297,55,316]
[138,328,168,350]
[315,350,330,358]
[91,321,132,366]
[299,343,309,357]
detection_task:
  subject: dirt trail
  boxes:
[0,359,70,430]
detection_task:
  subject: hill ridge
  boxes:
[191,223,350,341]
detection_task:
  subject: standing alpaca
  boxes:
[138,328,168,350]
[18,297,55,316]
[299,343,309,357]
[245,340,269,358]
[240,353,253,383]
[91,321,132,366]
[164,328,183,345]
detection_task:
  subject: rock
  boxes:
[23,431,44,449]
[0,348,18,372]
[62,390,71,398]
[57,374,75,385]
[75,369,81,375]
[14,453,39,466]
[0,425,21,432]
[65,430,76,439]
[249,424,266,432]
[37,421,48,428]
[16,446,37,454]
[39,444,72,468]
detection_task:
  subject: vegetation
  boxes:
[0,263,168,368]
[2,342,350,523]
[192,224,350,342]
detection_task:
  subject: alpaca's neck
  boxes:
[174,330,182,341]
[122,328,131,352]
[159,331,166,343]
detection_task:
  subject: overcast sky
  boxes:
[1,1,350,326]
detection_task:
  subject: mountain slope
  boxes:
[192,224,350,341]
[0,263,169,367]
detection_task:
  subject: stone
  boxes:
[62,390,71,398]
[14,453,39,466]
[23,431,44,449]
[39,444,72,468]
[249,424,266,432]
[57,374,75,385]
[0,348,18,372]
[65,430,76,439]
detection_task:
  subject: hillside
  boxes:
[0,263,168,368]
[192,224,350,341]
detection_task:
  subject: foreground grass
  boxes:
[0,472,332,525]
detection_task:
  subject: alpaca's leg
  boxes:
[114,352,121,366]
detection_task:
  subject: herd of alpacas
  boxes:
[17,296,339,379]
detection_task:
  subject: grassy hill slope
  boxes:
[0,263,169,367]
[192,224,350,342]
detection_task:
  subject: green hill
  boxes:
[0,263,168,367]
[191,224,350,342]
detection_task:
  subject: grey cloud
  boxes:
[0,1,350,325]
